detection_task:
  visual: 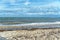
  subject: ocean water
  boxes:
[0,17,60,29]
[0,17,60,24]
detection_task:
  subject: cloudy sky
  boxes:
[0,0,60,17]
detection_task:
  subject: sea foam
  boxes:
[0,21,60,26]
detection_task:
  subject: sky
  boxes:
[0,0,60,17]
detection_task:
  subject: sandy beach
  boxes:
[0,28,60,40]
[0,22,60,40]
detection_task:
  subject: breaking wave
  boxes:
[0,21,60,30]
[0,21,60,26]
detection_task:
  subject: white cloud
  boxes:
[40,1,60,7]
[24,1,31,5]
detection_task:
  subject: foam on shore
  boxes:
[0,21,60,26]
[0,21,60,30]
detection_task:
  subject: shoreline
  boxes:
[0,22,60,30]
[0,28,60,32]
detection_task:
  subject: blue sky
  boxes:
[0,0,60,17]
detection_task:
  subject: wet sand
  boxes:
[0,24,60,31]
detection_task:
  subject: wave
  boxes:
[0,21,60,30]
[0,21,60,26]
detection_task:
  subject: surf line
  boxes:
[0,22,60,30]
